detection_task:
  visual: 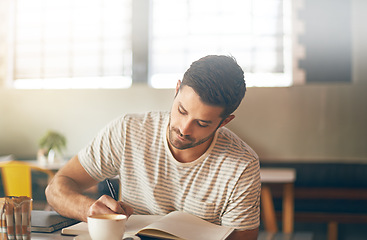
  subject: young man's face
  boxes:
[168,83,233,151]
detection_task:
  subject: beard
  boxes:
[168,124,216,150]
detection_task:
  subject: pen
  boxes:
[106,179,117,200]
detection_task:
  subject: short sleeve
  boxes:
[78,116,125,182]
[221,156,261,230]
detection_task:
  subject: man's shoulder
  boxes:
[216,127,258,161]
[104,111,168,132]
[124,111,168,121]
[120,111,169,133]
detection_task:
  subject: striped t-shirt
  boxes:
[78,111,260,230]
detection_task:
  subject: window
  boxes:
[11,0,132,89]
[149,0,292,88]
[9,0,292,89]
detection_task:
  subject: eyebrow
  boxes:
[178,103,213,124]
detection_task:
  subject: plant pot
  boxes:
[37,148,63,165]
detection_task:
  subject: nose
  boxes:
[179,118,193,136]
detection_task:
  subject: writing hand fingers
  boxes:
[118,201,134,217]
[87,195,126,217]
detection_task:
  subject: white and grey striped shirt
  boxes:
[78,111,260,230]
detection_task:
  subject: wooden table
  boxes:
[260,168,296,234]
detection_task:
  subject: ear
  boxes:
[175,80,181,95]
[219,115,235,128]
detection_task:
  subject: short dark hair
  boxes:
[180,55,246,118]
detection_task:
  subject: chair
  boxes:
[0,160,54,200]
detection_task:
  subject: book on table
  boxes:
[62,210,234,240]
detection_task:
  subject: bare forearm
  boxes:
[45,175,95,222]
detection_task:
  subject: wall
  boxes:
[299,0,352,83]
[0,0,366,163]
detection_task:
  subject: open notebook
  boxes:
[31,210,79,233]
[63,211,233,240]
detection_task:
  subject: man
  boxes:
[46,55,260,240]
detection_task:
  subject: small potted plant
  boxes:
[38,130,67,164]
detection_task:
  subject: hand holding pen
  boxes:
[87,179,134,218]
[106,179,134,217]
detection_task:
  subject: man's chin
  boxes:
[171,142,190,150]
[169,138,194,150]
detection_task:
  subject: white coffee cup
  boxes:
[87,214,127,240]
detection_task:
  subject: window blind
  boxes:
[149,0,292,88]
[13,0,132,88]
